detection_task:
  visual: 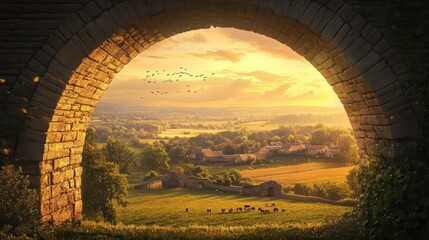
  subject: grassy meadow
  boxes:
[118,188,352,227]
[240,162,352,186]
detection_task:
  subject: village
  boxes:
[188,141,339,164]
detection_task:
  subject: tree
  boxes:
[346,166,359,198]
[0,165,39,229]
[337,134,359,163]
[82,128,128,224]
[184,164,209,178]
[311,127,328,145]
[167,145,187,164]
[104,138,135,173]
[140,145,170,174]
[223,145,235,154]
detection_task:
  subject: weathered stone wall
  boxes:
[0,0,426,224]
[240,181,283,197]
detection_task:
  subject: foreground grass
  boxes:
[119,188,352,226]
[55,217,362,240]
[240,162,352,186]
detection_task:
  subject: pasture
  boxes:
[240,162,352,186]
[118,188,352,226]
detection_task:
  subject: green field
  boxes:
[119,188,352,227]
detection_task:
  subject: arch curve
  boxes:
[4,0,420,223]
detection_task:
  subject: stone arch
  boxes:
[268,187,275,197]
[197,182,205,190]
[6,0,420,223]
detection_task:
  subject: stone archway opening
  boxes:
[6,0,419,224]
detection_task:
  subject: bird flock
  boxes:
[140,67,216,97]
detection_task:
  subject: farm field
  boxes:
[158,128,227,138]
[118,188,352,226]
[240,162,352,186]
[204,156,326,175]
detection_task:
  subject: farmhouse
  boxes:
[279,143,306,154]
[269,141,283,147]
[189,148,224,162]
[251,147,270,160]
[306,145,329,156]
[222,154,256,163]
[325,149,339,158]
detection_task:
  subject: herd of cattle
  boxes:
[185,203,286,214]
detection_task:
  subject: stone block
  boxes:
[54,157,70,170]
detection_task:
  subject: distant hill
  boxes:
[93,103,351,128]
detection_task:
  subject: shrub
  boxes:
[292,183,311,195]
[143,171,159,181]
[311,182,350,201]
[0,165,40,230]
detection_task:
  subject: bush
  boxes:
[310,182,350,201]
[292,183,311,195]
[0,165,40,230]
[143,171,159,181]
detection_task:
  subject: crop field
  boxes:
[118,188,352,227]
[158,128,227,138]
[240,162,352,186]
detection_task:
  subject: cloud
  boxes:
[167,32,209,44]
[184,78,252,103]
[192,49,246,62]
[143,55,166,59]
[285,90,315,100]
[218,28,305,61]
[263,84,291,99]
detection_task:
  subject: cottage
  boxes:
[254,147,270,160]
[279,143,306,154]
[222,154,257,163]
[325,149,339,158]
[306,145,329,156]
[269,141,283,147]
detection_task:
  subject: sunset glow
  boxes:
[101,27,345,113]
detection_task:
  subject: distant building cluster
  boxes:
[188,141,339,163]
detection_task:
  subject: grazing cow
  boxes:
[273,208,279,212]
[244,205,251,209]
[271,203,276,207]
[229,208,233,213]
[185,208,189,213]
[207,209,212,213]
[251,207,256,211]
[221,208,226,213]
[282,208,286,212]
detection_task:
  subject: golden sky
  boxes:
[100,27,345,113]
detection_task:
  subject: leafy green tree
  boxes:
[82,128,128,224]
[140,145,170,174]
[0,165,39,229]
[104,138,135,173]
[184,164,209,178]
[337,134,359,163]
[167,145,187,164]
